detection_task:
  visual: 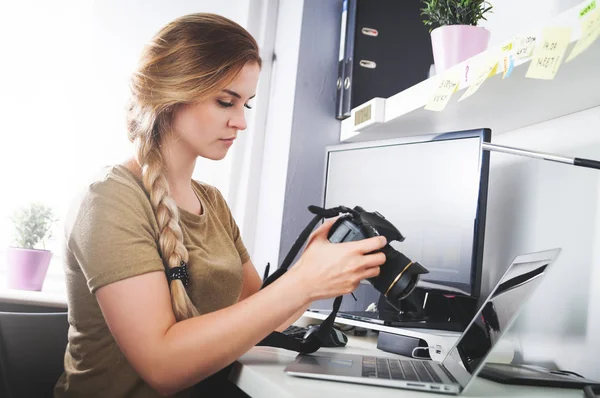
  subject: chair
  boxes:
[0,311,69,398]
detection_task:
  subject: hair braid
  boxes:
[134,135,199,321]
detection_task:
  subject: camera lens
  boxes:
[367,246,429,310]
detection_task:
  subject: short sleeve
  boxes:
[66,177,165,293]
[205,185,250,264]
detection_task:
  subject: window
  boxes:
[0,0,260,295]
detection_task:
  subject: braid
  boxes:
[134,136,199,321]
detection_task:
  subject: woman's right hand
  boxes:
[290,218,387,301]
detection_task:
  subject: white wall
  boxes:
[480,0,583,46]
[473,0,600,379]
[250,0,305,276]
[482,107,600,379]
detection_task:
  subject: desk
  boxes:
[231,334,583,398]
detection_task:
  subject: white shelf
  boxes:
[340,0,600,142]
[0,288,67,309]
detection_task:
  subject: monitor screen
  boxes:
[320,129,490,301]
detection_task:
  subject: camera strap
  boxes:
[256,205,351,354]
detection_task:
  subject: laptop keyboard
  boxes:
[362,357,443,383]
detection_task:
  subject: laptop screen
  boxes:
[441,249,560,388]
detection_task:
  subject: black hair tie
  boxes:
[166,261,190,287]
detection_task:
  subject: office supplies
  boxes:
[337,0,433,119]
[526,27,573,80]
[566,10,600,62]
[335,0,349,119]
[285,249,561,395]
[338,0,356,119]
[309,128,491,331]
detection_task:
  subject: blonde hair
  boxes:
[126,14,261,321]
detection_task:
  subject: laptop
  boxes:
[284,248,561,395]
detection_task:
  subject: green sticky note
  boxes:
[581,0,597,18]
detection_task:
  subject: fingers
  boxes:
[307,217,340,243]
[360,265,381,280]
[347,235,387,254]
[361,252,386,268]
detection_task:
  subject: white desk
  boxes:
[231,334,583,398]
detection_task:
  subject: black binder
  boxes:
[335,0,434,120]
[335,0,349,120]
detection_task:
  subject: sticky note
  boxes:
[459,57,498,101]
[580,0,597,18]
[501,42,513,53]
[502,55,515,78]
[424,72,460,112]
[500,40,515,79]
[525,27,572,80]
[514,35,537,59]
[567,11,600,62]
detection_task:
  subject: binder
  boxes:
[339,0,357,120]
[335,0,349,120]
[336,0,433,120]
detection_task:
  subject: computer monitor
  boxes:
[308,128,491,327]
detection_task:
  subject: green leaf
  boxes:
[11,202,56,250]
[420,0,493,28]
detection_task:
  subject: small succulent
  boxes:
[421,0,493,32]
[11,203,56,250]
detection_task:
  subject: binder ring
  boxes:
[359,60,377,69]
[361,27,379,37]
[344,77,351,89]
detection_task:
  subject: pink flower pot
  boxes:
[6,247,52,291]
[430,25,491,73]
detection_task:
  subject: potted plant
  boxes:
[421,0,493,73]
[6,203,56,291]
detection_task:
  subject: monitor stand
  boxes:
[373,289,478,332]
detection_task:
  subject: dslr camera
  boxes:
[327,206,429,310]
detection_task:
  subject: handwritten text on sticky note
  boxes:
[460,57,498,101]
[525,27,572,80]
[514,36,537,59]
[567,11,600,62]
[425,74,460,112]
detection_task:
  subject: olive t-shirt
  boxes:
[54,165,250,397]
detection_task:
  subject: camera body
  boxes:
[327,206,429,310]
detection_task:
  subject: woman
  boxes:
[54,13,386,397]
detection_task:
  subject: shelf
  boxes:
[340,0,600,143]
[0,288,67,309]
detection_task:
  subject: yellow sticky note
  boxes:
[459,57,498,101]
[424,73,460,112]
[525,27,572,80]
[567,11,600,62]
[501,42,513,53]
[514,35,537,59]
